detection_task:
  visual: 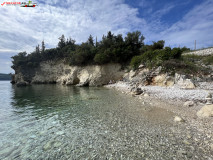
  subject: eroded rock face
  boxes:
[197,105,213,118]
[14,62,124,86]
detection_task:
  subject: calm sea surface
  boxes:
[1,81,211,159]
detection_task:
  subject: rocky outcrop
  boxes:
[152,74,174,87]
[14,61,124,86]
[122,67,196,89]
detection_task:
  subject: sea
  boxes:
[0,81,211,159]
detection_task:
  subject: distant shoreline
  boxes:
[0,73,12,81]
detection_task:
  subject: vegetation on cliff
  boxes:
[12,31,145,70]
[13,31,211,76]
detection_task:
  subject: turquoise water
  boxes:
[0,81,211,159]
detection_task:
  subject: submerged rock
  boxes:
[43,141,52,151]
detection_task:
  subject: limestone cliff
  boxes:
[13,61,125,86]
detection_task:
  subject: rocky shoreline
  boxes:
[105,80,213,156]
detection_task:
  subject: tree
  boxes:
[70,43,95,65]
[11,51,27,70]
[35,45,40,54]
[87,35,94,46]
[122,31,145,61]
[125,31,145,46]
[66,37,76,46]
[58,34,66,49]
[171,48,182,59]
[41,40,45,54]
[152,40,165,50]
[107,31,113,40]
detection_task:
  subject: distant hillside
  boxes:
[0,73,11,80]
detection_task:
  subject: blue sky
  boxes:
[0,0,213,73]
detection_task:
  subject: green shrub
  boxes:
[203,55,213,65]
[141,50,157,62]
[181,46,190,53]
[161,59,198,74]
[171,48,182,59]
[152,40,165,50]
[94,53,109,64]
[130,55,143,70]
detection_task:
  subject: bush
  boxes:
[171,48,182,59]
[94,53,109,64]
[203,55,213,65]
[161,59,199,74]
[130,55,143,70]
[152,40,165,50]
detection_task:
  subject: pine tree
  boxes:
[58,35,66,49]
[35,45,40,54]
[41,40,45,54]
[87,35,94,46]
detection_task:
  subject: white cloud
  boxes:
[0,0,213,73]
[0,0,144,52]
[0,0,145,73]
[158,0,213,49]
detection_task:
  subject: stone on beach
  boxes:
[184,101,194,107]
[197,104,213,118]
[143,93,149,97]
[174,116,185,122]
[132,88,143,95]
[205,93,212,105]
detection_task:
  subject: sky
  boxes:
[0,0,213,73]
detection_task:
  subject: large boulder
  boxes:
[197,105,213,118]
[16,81,29,87]
[175,74,195,89]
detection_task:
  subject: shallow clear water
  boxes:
[1,81,211,159]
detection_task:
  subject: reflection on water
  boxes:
[0,82,194,159]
